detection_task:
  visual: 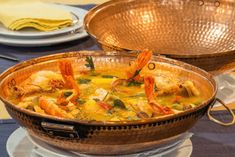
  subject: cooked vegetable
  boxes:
[113,99,126,109]
[97,101,113,110]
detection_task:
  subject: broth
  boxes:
[8,51,206,121]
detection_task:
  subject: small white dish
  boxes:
[215,74,235,107]
[7,127,193,157]
[0,4,86,38]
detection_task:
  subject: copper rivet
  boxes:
[199,0,204,6]
[215,1,220,7]
[148,63,156,70]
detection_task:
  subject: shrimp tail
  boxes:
[144,76,174,115]
[127,50,152,81]
[59,60,80,97]
[39,96,70,118]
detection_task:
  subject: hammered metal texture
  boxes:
[7,103,208,155]
[0,51,216,155]
[85,0,235,72]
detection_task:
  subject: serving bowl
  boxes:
[84,0,235,73]
[0,51,234,155]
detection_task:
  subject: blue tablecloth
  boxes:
[0,4,235,157]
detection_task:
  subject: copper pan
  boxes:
[84,0,235,73]
[0,51,234,155]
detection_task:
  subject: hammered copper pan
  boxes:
[84,0,235,73]
[0,51,234,155]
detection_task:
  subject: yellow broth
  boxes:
[9,66,206,121]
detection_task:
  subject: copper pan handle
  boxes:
[207,98,235,126]
[41,122,79,138]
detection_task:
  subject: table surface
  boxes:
[0,3,235,157]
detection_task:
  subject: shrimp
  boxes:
[39,96,73,118]
[112,50,152,88]
[58,60,80,104]
[127,50,152,81]
[144,76,174,115]
[11,71,64,98]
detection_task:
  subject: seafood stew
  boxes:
[8,51,207,121]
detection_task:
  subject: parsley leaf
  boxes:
[85,56,95,70]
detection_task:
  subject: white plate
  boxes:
[7,127,193,157]
[0,4,86,38]
[215,74,235,107]
[0,29,88,47]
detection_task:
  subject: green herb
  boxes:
[127,116,132,120]
[101,75,116,78]
[27,105,34,111]
[113,99,126,109]
[154,84,158,91]
[128,93,146,98]
[172,103,183,111]
[77,99,86,104]
[182,104,193,110]
[85,56,95,70]
[107,110,113,115]
[64,91,73,97]
[133,69,141,78]
[77,78,91,84]
[193,99,203,106]
[90,71,99,76]
[189,103,196,107]
[103,92,110,101]
[93,98,100,102]
[127,80,143,86]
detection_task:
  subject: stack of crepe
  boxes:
[0,0,73,31]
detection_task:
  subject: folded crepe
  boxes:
[0,0,73,31]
